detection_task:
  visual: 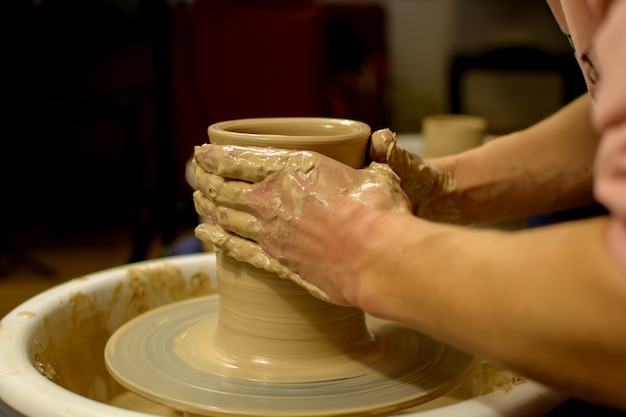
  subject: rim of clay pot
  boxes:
[207,117,371,148]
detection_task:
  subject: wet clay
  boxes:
[177,255,376,382]
[1,243,551,417]
[108,391,182,417]
[105,359,523,416]
[105,294,477,416]
[32,262,216,403]
[193,121,409,304]
[206,117,371,169]
[369,129,461,223]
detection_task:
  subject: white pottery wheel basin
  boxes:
[0,253,566,417]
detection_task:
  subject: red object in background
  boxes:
[169,1,389,194]
[5,0,387,262]
[169,1,324,193]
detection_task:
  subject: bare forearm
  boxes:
[350,211,626,409]
[431,94,600,224]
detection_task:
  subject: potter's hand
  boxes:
[369,128,461,223]
[193,144,412,305]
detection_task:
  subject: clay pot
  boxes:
[207,116,372,168]
[202,117,376,384]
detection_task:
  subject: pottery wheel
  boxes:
[105,295,476,417]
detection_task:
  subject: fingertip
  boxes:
[369,130,387,163]
[369,128,398,163]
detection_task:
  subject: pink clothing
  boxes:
[548,0,626,274]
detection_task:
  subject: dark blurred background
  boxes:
[2,0,584,271]
[3,0,392,265]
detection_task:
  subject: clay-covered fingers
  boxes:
[195,221,264,261]
[368,128,398,163]
[193,190,261,240]
[193,160,254,209]
[194,222,339,305]
[360,162,413,213]
[194,143,297,183]
[366,128,460,222]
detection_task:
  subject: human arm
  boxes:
[371,94,601,225]
[432,93,600,224]
[342,207,626,410]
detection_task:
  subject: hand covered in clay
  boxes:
[369,129,460,223]
[192,144,412,305]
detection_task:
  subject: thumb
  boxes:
[368,128,397,163]
[368,129,459,222]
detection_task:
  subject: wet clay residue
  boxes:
[397,361,525,414]
[30,262,216,403]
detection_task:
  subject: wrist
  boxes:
[344,209,432,316]
[336,205,403,308]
